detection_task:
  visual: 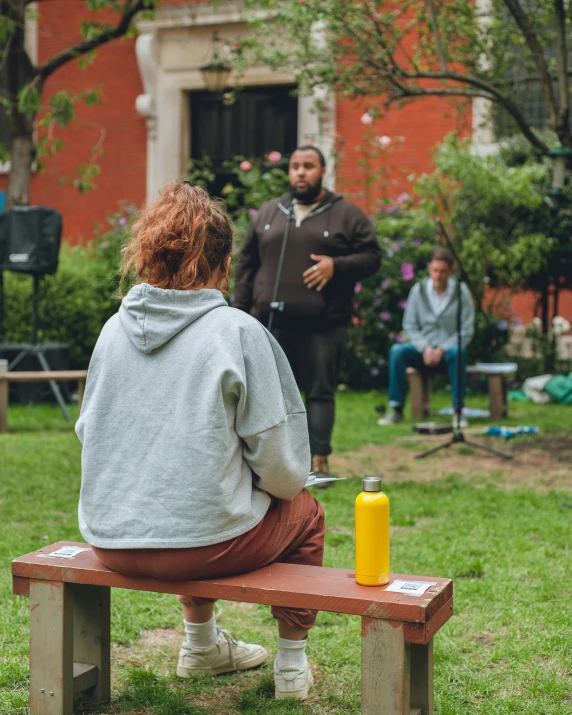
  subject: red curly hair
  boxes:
[121,182,233,291]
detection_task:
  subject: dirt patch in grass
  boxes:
[329,432,572,492]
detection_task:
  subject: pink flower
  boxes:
[380,311,390,321]
[381,278,391,290]
[396,192,410,204]
[354,282,362,294]
[395,334,404,342]
[374,298,381,306]
[351,316,361,327]
[119,217,127,226]
[240,160,252,172]
[392,242,402,251]
[378,135,391,148]
[401,262,415,281]
[360,113,374,126]
[399,299,408,309]
[268,151,282,164]
[248,209,258,216]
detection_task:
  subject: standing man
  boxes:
[378,247,474,427]
[233,145,381,481]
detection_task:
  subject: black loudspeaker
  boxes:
[0,206,62,275]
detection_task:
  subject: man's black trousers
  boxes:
[273,326,347,456]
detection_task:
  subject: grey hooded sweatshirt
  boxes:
[76,284,310,549]
[403,278,475,352]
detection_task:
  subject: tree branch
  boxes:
[37,0,152,80]
[363,67,549,153]
[554,0,569,137]
[426,0,447,71]
[502,0,558,127]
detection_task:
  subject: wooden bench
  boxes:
[0,368,87,433]
[407,364,516,420]
[12,541,453,715]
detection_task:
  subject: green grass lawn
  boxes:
[1,394,571,714]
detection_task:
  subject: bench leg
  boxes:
[488,375,506,421]
[0,379,7,434]
[410,641,434,714]
[77,379,85,412]
[30,581,74,715]
[30,582,111,715]
[408,371,431,420]
[73,584,111,704]
[362,617,410,714]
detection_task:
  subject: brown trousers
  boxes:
[93,488,325,630]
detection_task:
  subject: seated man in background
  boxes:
[378,246,475,427]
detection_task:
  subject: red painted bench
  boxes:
[12,541,453,715]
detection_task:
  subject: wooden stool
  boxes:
[406,365,517,420]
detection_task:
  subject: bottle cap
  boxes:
[362,477,382,492]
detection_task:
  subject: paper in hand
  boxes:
[305,472,345,487]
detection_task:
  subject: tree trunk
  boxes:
[3,0,37,208]
[6,114,35,209]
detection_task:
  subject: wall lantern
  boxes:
[200,32,232,93]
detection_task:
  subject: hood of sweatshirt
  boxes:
[119,283,227,354]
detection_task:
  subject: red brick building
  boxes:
[1,0,570,323]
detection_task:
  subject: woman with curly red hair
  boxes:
[76,182,324,700]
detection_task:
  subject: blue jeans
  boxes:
[388,343,467,410]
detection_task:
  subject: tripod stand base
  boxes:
[415,429,513,460]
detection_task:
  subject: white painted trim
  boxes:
[25,2,39,66]
[470,0,499,155]
[135,5,337,200]
[137,1,264,33]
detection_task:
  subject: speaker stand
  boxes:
[6,345,72,422]
[0,276,71,422]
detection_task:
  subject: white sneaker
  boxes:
[177,629,269,677]
[274,662,314,700]
[452,415,469,429]
[377,408,404,426]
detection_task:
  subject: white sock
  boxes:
[184,616,218,650]
[275,636,308,668]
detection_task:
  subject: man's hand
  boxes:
[423,346,444,367]
[303,254,334,292]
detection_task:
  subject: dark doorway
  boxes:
[190,85,298,196]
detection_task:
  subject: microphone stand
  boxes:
[267,203,294,334]
[415,221,512,460]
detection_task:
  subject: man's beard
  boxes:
[290,177,323,203]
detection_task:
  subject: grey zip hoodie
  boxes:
[403,278,475,352]
[76,284,310,549]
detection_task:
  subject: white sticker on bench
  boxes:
[385,579,436,596]
[38,546,90,559]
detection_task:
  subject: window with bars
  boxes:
[494,77,560,138]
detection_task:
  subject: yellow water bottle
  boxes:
[355,477,390,586]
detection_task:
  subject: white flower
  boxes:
[552,315,571,335]
[360,113,374,126]
[378,135,391,148]
[532,317,542,328]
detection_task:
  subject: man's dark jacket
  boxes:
[233,190,381,329]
